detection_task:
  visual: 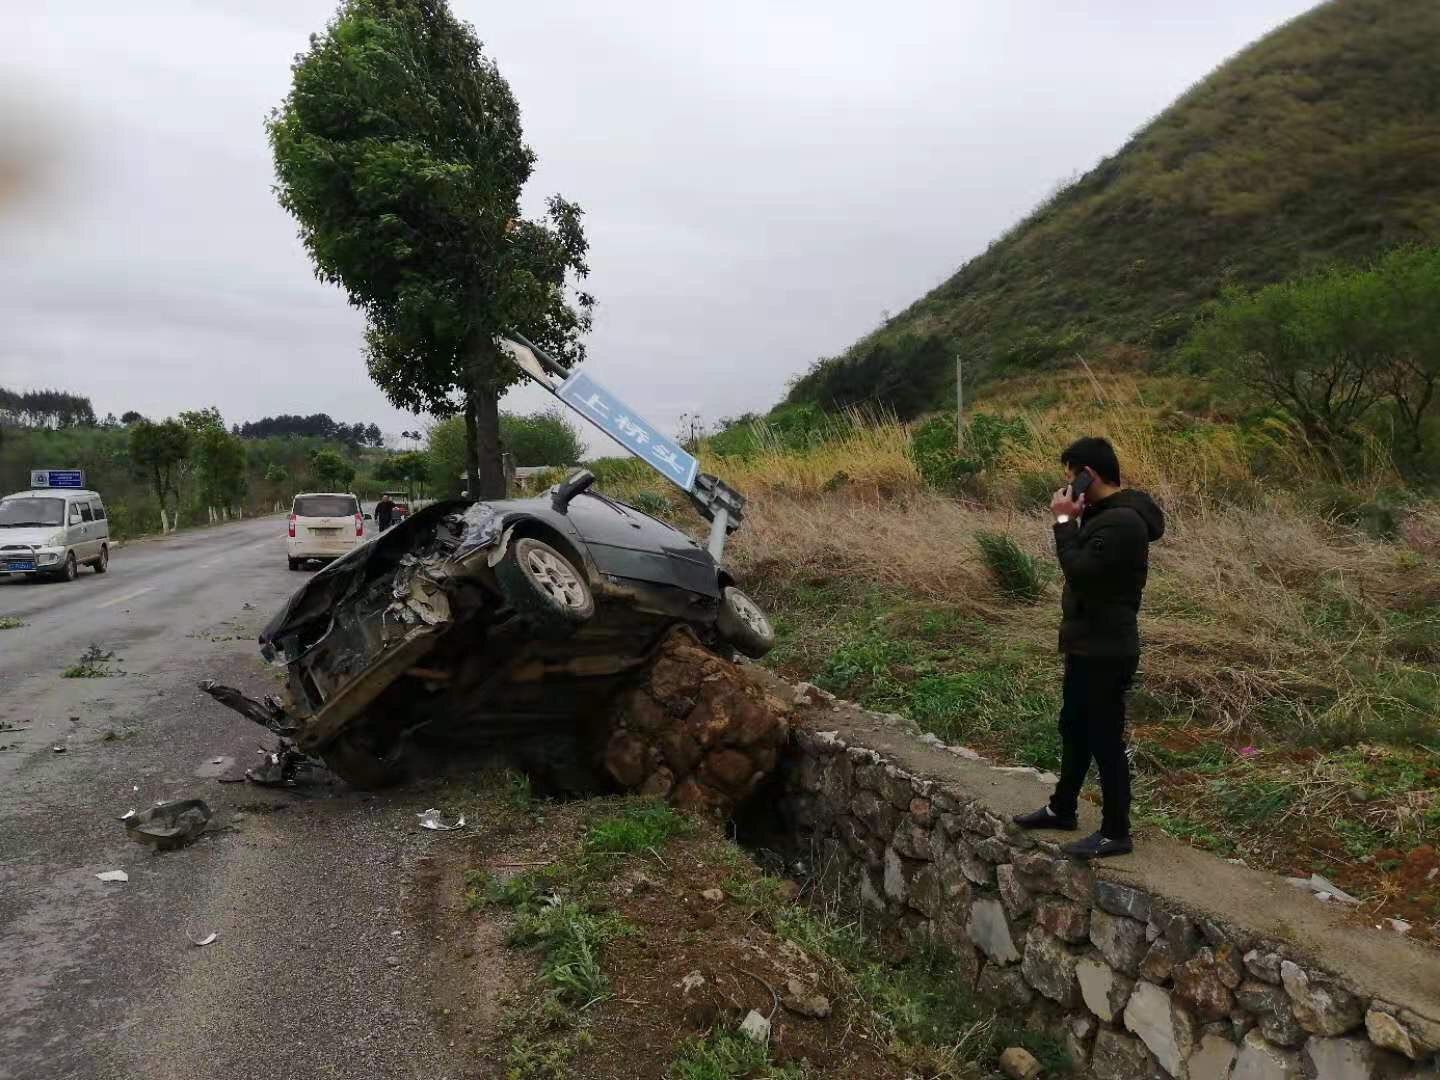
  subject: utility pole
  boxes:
[955,353,964,449]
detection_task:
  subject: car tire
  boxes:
[322,735,405,789]
[58,553,78,583]
[93,546,109,574]
[288,558,302,571]
[495,537,594,634]
[716,586,775,659]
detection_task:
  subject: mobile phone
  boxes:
[1069,471,1094,499]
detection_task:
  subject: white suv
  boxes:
[0,489,111,581]
[287,492,366,570]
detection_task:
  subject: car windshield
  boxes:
[293,495,358,518]
[0,497,65,527]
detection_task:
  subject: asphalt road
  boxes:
[0,518,479,1080]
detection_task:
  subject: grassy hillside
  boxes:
[788,0,1440,415]
[582,379,1440,941]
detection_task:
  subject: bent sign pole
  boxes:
[495,333,746,562]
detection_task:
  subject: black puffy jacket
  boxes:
[1054,489,1165,657]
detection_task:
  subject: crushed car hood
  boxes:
[260,499,476,649]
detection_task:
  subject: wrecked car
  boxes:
[207,469,775,788]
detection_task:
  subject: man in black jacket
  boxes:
[1012,437,1165,859]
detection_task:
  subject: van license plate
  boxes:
[6,560,35,571]
[309,528,339,536]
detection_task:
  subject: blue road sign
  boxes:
[30,469,85,489]
[557,370,699,492]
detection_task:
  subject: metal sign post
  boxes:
[495,333,747,562]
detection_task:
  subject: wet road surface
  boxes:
[0,518,476,1080]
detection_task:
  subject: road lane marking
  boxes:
[96,587,154,610]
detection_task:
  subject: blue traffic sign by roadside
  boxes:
[30,469,85,489]
[557,371,699,492]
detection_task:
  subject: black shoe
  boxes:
[1062,831,1133,860]
[1012,807,1079,831]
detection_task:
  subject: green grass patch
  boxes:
[584,799,693,854]
[62,645,118,678]
[975,530,1047,602]
[507,900,630,1006]
[0,617,24,630]
[667,1029,810,1080]
[730,865,1069,1076]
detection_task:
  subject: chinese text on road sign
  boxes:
[557,371,699,492]
[31,470,85,489]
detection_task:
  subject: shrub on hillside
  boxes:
[908,412,1028,494]
[975,531,1047,603]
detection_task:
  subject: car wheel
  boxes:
[288,558,302,571]
[716,586,775,659]
[58,553,78,583]
[321,735,405,789]
[495,537,594,634]
[93,546,109,574]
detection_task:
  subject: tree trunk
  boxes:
[463,334,507,500]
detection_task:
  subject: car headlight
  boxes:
[38,552,59,564]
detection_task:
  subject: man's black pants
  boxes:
[1048,654,1139,840]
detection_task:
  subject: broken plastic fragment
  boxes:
[739,1010,771,1044]
[52,745,66,753]
[188,931,219,947]
[417,808,465,831]
[125,799,212,851]
[119,809,136,821]
[96,870,128,882]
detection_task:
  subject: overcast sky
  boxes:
[2,0,1316,451]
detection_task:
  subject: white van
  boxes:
[287,492,366,570]
[0,489,111,581]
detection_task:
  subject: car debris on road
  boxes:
[95,870,128,883]
[417,808,465,831]
[125,798,212,850]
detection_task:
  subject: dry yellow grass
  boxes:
[699,408,919,501]
[728,490,1439,738]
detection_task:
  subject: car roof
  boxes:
[292,492,357,498]
[4,489,103,500]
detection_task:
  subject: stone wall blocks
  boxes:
[1022,926,1083,1006]
[1189,1032,1240,1080]
[998,864,1036,919]
[1366,1004,1440,1061]
[1093,1029,1157,1080]
[1035,898,1091,944]
[1175,947,1240,1022]
[1097,879,1154,924]
[978,962,1035,1009]
[969,897,1022,966]
[1244,949,1284,985]
[1280,962,1364,1038]
[1092,909,1150,976]
[1232,1028,1303,1079]
[1078,955,1135,1024]
[1123,981,1196,1079]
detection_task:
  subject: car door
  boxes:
[75,500,98,561]
[564,492,718,597]
[90,499,109,547]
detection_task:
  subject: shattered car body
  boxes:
[210,477,775,787]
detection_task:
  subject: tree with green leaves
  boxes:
[268,0,594,500]
[374,450,430,499]
[182,409,249,515]
[1186,245,1440,457]
[500,407,585,467]
[129,419,191,531]
[311,448,357,491]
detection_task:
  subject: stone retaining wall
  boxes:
[776,689,1440,1080]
